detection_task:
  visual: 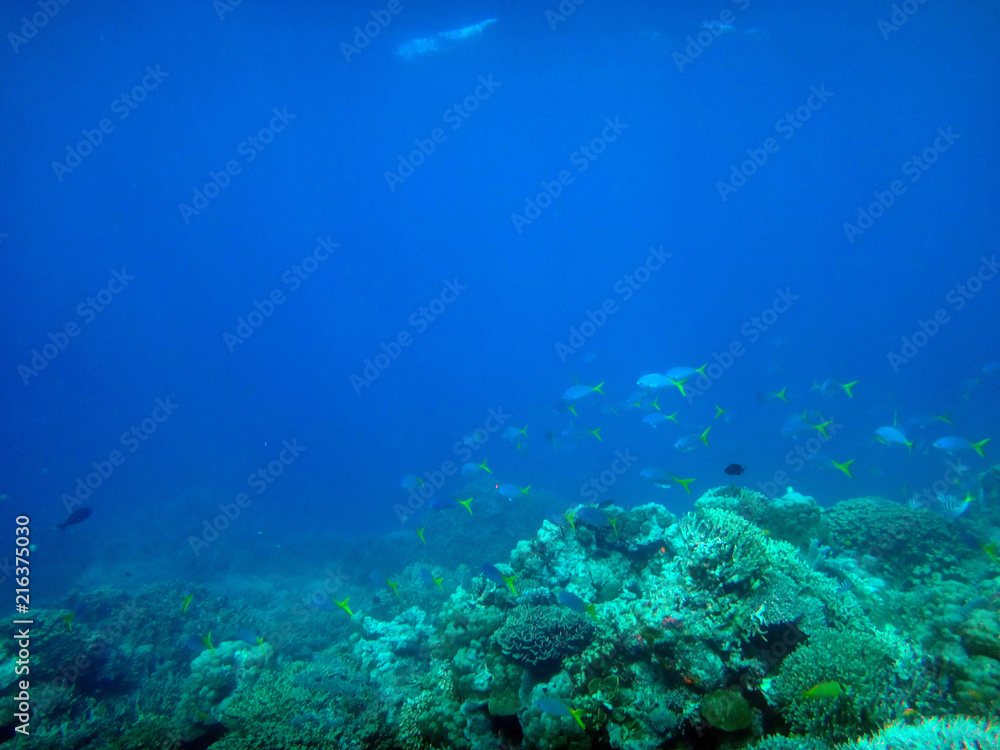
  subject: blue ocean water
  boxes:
[3,0,998,617]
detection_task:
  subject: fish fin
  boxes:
[834,458,855,478]
[669,474,695,494]
[974,438,990,458]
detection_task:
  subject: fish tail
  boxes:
[700,426,711,446]
[974,438,990,458]
[834,458,855,478]
[593,381,605,395]
[670,474,695,494]
[841,380,858,398]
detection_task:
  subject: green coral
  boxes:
[215,659,390,748]
[430,585,503,660]
[696,484,768,520]
[451,645,491,700]
[747,736,829,750]
[174,640,269,738]
[773,627,911,743]
[494,605,593,670]
[823,497,964,584]
[687,508,853,634]
[840,715,1000,749]
[486,653,522,715]
[697,484,828,548]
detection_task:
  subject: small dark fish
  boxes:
[724,464,746,476]
[58,507,92,530]
[597,498,616,509]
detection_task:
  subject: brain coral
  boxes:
[494,605,593,669]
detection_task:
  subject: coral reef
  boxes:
[494,605,594,670]
[823,497,967,585]
[841,715,1000,749]
[771,626,923,743]
[12,486,1000,750]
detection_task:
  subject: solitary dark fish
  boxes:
[58,507,92,530]
[724,464,746,476]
